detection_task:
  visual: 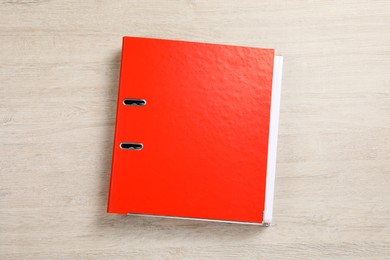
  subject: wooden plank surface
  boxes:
[1,0,389,259]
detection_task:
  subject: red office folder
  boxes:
[107,36,283,225]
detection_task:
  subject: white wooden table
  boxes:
[1,1,389,258]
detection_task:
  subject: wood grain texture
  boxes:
[0,0,389,259]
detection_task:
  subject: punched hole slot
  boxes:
[123,99,146,106]
[120,143,143,150]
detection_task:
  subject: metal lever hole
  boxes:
[120,143,143,150]
[123,99,146,106]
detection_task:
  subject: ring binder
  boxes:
[107,36,283,225]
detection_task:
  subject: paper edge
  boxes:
[263,56,283,225]
[127,213,265,226]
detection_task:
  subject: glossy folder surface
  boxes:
[108,37,275,224]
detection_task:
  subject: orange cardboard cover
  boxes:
[108,36,275,224]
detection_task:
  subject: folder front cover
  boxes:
[107,36,282,225]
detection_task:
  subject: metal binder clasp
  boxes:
[123,98,146,106]
[120,143,143,151]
